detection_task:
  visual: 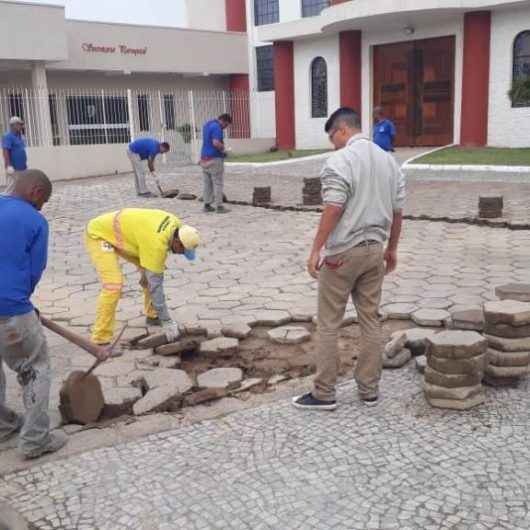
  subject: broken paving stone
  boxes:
[426,392,485,411]
[424,366,482,389]
[133,385,183,416]
[392,328,439,356]
[197,367,243,390]
[495,283,530,303]
[268,326,311,345]
[103,387,143,415]
[253,310,292,327]
[415,356,427,374]
[485,334,530,352]
[199,337,239,357]
[383,303,418,320]
[383,348,412,369]
[182,322,208,336]
[143,369,193,393]
[221,322,252,339]
[183,388,227,407]
[136,333,168,349]
[268,374,289,385]
[426,330,487,360]
[384,333,407,359]
[483,300,530,327]
[231,378,263,394]
[412,309,451,327]
[450,309,485,331]
[155,338,203,356]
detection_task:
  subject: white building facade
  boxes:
[246,0,530,150]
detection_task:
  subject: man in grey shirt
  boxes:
[293,107,406,410]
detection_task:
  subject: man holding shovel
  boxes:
[85,208,200,347]
[127,138,170,197]
[0,170,72,458]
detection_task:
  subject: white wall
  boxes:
[280,0,301,23]
[185,0,227,32]
[488,6,530,147]
[361,17,464,144]
[294,34,340,149]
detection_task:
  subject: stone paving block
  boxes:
[412,309,451,327]
[159,357,182,369]
[427,354,486,376]
[183,388,227,407]
[199,337,239,357]
[426,331,487,360]
[382,303,418,320]
[94,360,136,378]
[483,300,530,327]
[221,322,252,339]
[415,355,427,374]
[487,348,530,367]
[103,387,143,414]
[383,349,411,369]
[253,310,292,327]
[155,338,203,356]
[424,366,482,389]
[197,368,243,390]
[267,326,311,345]
[484,363,528,378]
[143,369,193,393]
[495,283,530,302]
[424,382,483,401]
[384,333,407,359]
[426,392,485,411]
[392,328,439,356]
[231,378,263,394]
[450,309,485,331]
[484,334,530,352]
[132,386,183,416]
[484,322,530,338]
[136,333,168,349]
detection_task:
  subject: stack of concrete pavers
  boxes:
[478,195,503,218]
[483,300,530,386]
[424,330,488,410]
[302,177,322,206]
[253,186,271,206]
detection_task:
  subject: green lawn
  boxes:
[227,149,330,163]
[412,146,530,166]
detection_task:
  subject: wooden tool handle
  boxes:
[41,316,104,359]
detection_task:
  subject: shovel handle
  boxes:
[41,316,106,359]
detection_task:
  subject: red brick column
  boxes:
[225,0,247,32]
[339,30,362,113]
[273,41,295,150]
[229,74,251,138]
[460,11,491,146]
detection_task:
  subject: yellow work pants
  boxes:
[85,234,157,344]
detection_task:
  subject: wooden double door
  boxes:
[373,36,455,147]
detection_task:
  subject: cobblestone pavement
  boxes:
[1,368,529,530]
[155,152,530,226]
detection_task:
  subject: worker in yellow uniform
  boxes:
[85,208,200,346]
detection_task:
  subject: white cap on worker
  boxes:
[9,116,23,125]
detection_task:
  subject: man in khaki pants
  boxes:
[293,107,405,410]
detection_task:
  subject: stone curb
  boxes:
[225,152,331,168]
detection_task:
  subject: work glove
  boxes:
[6,166,15,175]
[162,320,181,343]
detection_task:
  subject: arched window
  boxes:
[512,31,530,107]
[311,57,328,118]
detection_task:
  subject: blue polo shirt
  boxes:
[201,120,224,159]
[373,119,396,152]
[129,138,161,161]
[2,131,27,171]
[0,195,49,317]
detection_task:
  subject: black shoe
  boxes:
[292,392,337,411]
[216,206,231,214]
[146,317,161,327]
[203,204,215,213]
[361,396,379,407]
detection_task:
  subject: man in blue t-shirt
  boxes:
[373,107,396,152]
[200,114,232,214]
[127,138,170,197]
[2,116,27,192]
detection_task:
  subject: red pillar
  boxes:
[225,0,247,32]
[273,41,295,150]
[339,30,362,113]
[229,74,250,138]
[460,11,491,146]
